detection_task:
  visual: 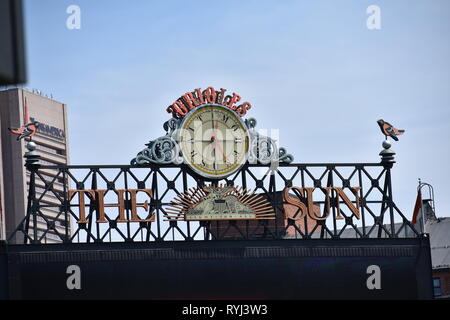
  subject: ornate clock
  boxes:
[178,104,249,179]
[131,86,293,174]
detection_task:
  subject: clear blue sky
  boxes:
[20,0,450,221]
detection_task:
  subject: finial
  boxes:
[379,139,396,165]
[26,141,36,151]
[24,141,40,166]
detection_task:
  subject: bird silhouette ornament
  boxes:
[377,119,405,141]
[7,99,40,141]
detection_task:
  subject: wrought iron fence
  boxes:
[7,161,420,244]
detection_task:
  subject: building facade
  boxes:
[427,216,450,299]
[0,88,70,243]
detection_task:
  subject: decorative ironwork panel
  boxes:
[8,162,419,244]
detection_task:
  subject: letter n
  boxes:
[334,187,361,220]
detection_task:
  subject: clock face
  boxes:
[179,104,249,179]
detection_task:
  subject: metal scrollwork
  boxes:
[278,147,294,163]
[132,116,293,166]
[246,117,294,165]
[131,119,183,165]
[163,118,180,135]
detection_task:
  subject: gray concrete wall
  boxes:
[0,89,27,242]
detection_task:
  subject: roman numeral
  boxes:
[223,115,229,123]
[231,125,239,131]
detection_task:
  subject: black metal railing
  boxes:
[7,161,419,244]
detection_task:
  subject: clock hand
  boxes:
[212,139,243,143]
[214,140,228,163]
[212,120,219,140]
[185,139,213,143]
[210,129,228,164]
[211,116,216,168]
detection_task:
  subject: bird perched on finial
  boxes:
[8,121,40,141]
[377,119,405,141]
[7,98,40,141]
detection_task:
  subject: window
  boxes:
[433,278,441,297]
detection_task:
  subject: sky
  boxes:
[16,0,450,222]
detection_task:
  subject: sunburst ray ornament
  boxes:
[164,184,275,221]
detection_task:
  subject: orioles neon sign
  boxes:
[166,86,252,119]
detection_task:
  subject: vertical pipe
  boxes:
[24,165,36,244]
[152,169,161,240]
[242,168,249,239]
[269,173,277,238]
[62,168,68,243]
[386,167,396,237]
[327,169,336,237]
[124,168,131,241]
[182,170,191,239]
[86,171,97,243]
[377,171,388,238]
[358,167,367,238]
